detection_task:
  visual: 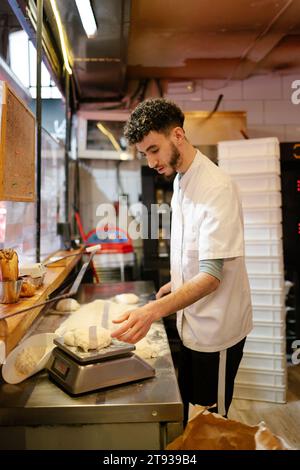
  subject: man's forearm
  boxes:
[151,273,219,320]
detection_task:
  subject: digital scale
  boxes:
[48,337,156,395]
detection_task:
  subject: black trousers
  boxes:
[178,337,246,424]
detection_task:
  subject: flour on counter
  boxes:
[15,346,46,376]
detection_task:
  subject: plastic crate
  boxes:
[245,256,284,274]
[248,273,284,290]
[244,336,285,354]
[245,240,283,257]
[231,173,281,192]
[244,224,282,241]
[236,367,286,387]
[219,156,280,175]
[240,351,286,370]
[218,137,279,159]
[251,289,284,307]
[241,191,282,208]
[252,306,285,323]
[250,321,285,338]
[233,383,286,403]
[243,207,282,224]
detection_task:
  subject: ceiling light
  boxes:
[49,0,72,74]
[97,122,121,152]
[120,152,132,161]
[75,0,97,38]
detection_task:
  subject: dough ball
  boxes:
[56,298,80,312]
[15,346,46,376]
[63,326,111,352]
[115,293,139,305]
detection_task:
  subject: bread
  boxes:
[0,249,19,281]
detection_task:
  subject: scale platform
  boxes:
[48,337,156,395]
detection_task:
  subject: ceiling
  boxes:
[127,0,300,80]
[2,0,300,105]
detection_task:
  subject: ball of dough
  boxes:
[56,298,80,312]
[63,326,111,352]
[115,293,139,305]
[135,338,160,359]
[15,346,46,376]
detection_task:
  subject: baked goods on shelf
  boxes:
[0,249,19,281]
[20,279,36,298]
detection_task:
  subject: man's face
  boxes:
[136,130,183,177]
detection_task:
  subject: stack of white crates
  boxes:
[218,137,286,403]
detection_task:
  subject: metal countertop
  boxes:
[0,281,183,426]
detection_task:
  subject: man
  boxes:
[111,98,252,422]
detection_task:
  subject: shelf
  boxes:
[0,248,84,355]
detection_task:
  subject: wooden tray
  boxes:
[0,248,83,355]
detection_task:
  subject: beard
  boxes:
[163,142,182,181]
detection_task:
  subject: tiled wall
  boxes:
[166,74,300,142]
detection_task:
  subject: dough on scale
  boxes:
[55,298,80,312]
[115,293,139,305]
[63,326,111,352]
[15,346,46,376]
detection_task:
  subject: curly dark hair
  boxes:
[124,98,185,145]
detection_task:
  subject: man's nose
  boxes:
[147,155,158,169]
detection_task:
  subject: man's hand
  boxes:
[156,281,171,299]
[111,273,219,344]
[111,304,158,344]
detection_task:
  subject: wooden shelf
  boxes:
[0,248,84,355]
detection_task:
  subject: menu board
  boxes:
[0,81,35,201]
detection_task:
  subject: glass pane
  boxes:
[51,87,62,99]
[29,87,36,99]
[87,120,127,151]
[9,31,30,88]
[41,87,51,99]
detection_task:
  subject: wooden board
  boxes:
[0,248,84,355]
[0,81,35,201]
[184,111,247,146]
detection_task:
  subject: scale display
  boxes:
[52,357,70,378]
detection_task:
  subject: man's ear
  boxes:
[172,126,185,143]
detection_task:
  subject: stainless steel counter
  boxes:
[0,281,183,450]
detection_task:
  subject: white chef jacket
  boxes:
[170,150,253,352]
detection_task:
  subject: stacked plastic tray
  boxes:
[218,137,286,403]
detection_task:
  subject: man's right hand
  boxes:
[156,281,171,299]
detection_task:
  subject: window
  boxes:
[9,30,62,99]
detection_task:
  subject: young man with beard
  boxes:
[111,98,252,423]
